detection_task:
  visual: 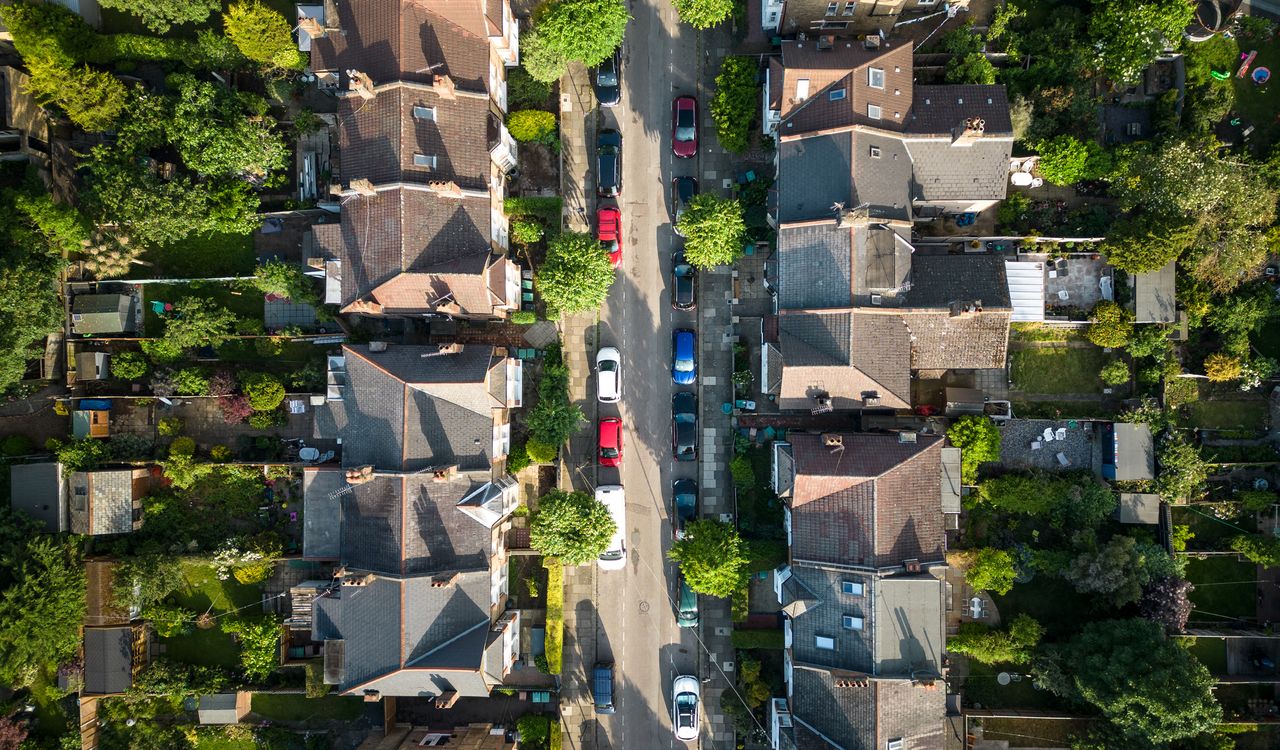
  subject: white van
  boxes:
[596,485,626,570]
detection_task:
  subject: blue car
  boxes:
[672,329,696,385]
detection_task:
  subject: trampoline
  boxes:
[1254,67,1271,85]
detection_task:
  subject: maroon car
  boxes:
[672,96,697,158]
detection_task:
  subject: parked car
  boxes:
[672,478,697,538]
[672,328,696,385]
[596,485,626,570]
[596,205,622,268]
[596,346,621,403]
[671,176,697,232]
[598,417,623,467]
[676,576,699,628]
[592,48,621,107]
[672,391,698,462]
[672,96,697,158]
[672,250,696,311]
[597,129,622,198]
[671,674,700,741]
[593,662,616,714]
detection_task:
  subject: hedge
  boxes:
[544,558,564,674]
[730,628,784,650]
[504,196,563,235]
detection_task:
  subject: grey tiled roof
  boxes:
[850,132,913,222]
[777,134,852,223]
[905,138,1013,202]
[10,462,66,533]
[908,255,1011,311]
[777,225,853,310]
[787,566,874,672]
[777,311,912,410]
[791,667,945,750]
[303,468,344,559]
[83,626,134,695]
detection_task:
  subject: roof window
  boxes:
[412,106,436,121]
[413,154,437,168]
[829,88,847,101]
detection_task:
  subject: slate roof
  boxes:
[303,468,344,559]
[788,432,945,568]
[310,0,490,90]
[83,626,135,695]
[791,668,945,750]
[339,474,493,577]
[777,311,912,410]
[777,135,851,223]
[905,138,1015,202]
[777,224,853,309]
[69,470,139,536]
[9,462,66,533]
[312,572,495,696]
[318,343,500,472]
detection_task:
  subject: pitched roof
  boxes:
[69,470,140,536]
[791,667,945,750]
[905,137,1014,202]
[777,134,852,224]
[317,343,500,472]
[777,311,912,410]
[776,221,914,310]
[72,294,132,334]
[788,432,945,568]
[904,310,1012,371]
[778,42,914,132]
[906,85,1013,136]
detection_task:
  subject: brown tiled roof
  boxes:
[311,0,490,89]
[780,43,913,132]
[789,432,945,568]
[904,310,1011,370]
[777,311,912,410]
[339,85,494,191]
[906,85,1013,135]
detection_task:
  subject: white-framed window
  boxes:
[815,636,835,650]
[842,1,855,14]
[795,79,810,102]
[867,104,882,120]
[887,741,904,750]
[826,2,838,14]
[829,88,847,101]
[413,153,437,168]
[841,580,864,596]
[412,105,435,121]
[842,615,864,630]
[869,145,881,158]
[868,67,885,89]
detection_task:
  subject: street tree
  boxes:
[533,0,628,68]
[948,614,1044,664]
[678,194,746,269]
[674,0,734,29]
[98,0,220,33]
[530,490,617,565]
[536,231,615,317]
[710,57,758,153]
[669,519,750,598]
[1089,0,1195,85]
[946,415,1000,484]
[520,31,568,84]
[962,547,1017,595]
[1036,618,1220,744]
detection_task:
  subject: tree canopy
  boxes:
[949,614,1044,664]
[0,188,68,393]
[963,547,1017,595]
[533,0,628,68]
[1088,0,1195,85]
[0,536,86,688]
[711,57,758,154]
[977,473,1117,530]
[677,194,746,269]
[530,490,617,565]
[98,0,221,34]
[536,231,615,317]
[669,519,750,598]
[167,74,289,178]
[223,0,306,70]
[674,0,734,30]
[947,415,1001,484]
[1037,618,1220,743]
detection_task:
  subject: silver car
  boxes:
[672,674,700,742]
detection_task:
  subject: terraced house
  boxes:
[305,0,523,320]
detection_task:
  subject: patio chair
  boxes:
[1055,428,1068,440]
[1042,427,1055,442]
[1056,452,1071,467]
[1057,290,1071,301]
[1031,441,1042,451]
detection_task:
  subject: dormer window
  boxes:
[868,67,885,89]
[413,106,436,121]
[869,145,881,158]
[829,88,847,102]
[842,1,855,14]
[826,2,838,14]
[413,153,437,168]
[867,104,882,120]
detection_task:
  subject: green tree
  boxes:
[669,519,750,598]
[12,193,91,256]
[508,65,554,109]
[535,231,614,317]
[98,0,220,33]
[0,537,85,687]
[678,194,746,269]
[1035,136,1099,186]
[253,260,317,303]
[1037,619,1220,744]
[674,0,733,29]
[221,617,281,682]
[978,473,1117,530]
[947,415,1001,484]
[1156,433,1208,503]
[533,0,628,68]
[507,110,558,143]
[710,57,758,154]
[113,554,184,610]
[167,74,289,178]
[1086,300,1133,348]
[964,547,1017,595]
[24,58,127,132]
[0,0,96,69]
[1126,324,1172,359]
[948,614,1044,664]
[1066,534,1164,607]
[1230,534,1280,567]
[162,298,240,351]
[242,372,285,412]
[1089,0,1195,84]
[529,489,617,565]
[111,353,149,383]
[128,658,228,700]
[946,52,998,84]
[223,0,305,70]
[1101,215,1191,275]
[1100,358,1130,386]
[520,30,568,84]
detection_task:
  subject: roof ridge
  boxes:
[403,618,490,668]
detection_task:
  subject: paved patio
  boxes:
[996,418,1099,473]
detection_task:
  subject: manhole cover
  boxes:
[638,600,650,614]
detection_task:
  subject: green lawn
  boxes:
[963,659,1063,710]
[250,694,364,722]
[1009,323,1086,344]
[142,280,265,336]
[161,625,240,669]
[1172,505,1257,551]
[173,561,264,613]
[978,718,1099,747]
[1185,556,1257,623]
[993,577,1101,640]
[1185,400,1270,432]
[1180,636,1229,675]
[145,231,257,279]
[1010,346,1108,394]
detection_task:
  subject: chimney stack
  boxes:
[951,117,986,147]
[346,69,376,100]
[433,74,457,101]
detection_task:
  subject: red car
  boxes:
[598,418,623,467]
[672,96,698,158]
[597,206,622,268]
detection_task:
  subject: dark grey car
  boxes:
[672,391,697,462]
[671,176,698,233]
[597,129,621,198]
[592,48,621,107]
[672,249,696,311]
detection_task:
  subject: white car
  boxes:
[596,346,621,403]
[595,485,626,570]
[671,674,700,742]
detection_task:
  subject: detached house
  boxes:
[304,343,523,700]
[306,0,522,321]
[770,432,949,750]
[762,41,1014,411]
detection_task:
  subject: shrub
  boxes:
[1239,490,1278,512]
[169,436,196,458]
[1204,352,1242,381]
[504,196,563,228]
[219,395,254,424]
[710,56,758,153]
[1231,534,1280,566]
[242,372,285,411]
[506,440,531,474]
[304,660,329,698]
[511,218,544,247]
[544,559,563,673]
[511,310,537,325]
[507,110,557,143]
[173,367,209,396]
[947,415,1001,484]
[111,351,149,381]
[144,604,196,638]
[248,411,282,430]
[964,548,1017,595]
[508,65,554,110]
[1087,300,1134,348]
[223,0,305,70]
[157,417,184,438]
[0,435,33,457]
[221,617,281,682]
[210,445,232,462]
[207,370,236,397]
[253,260,317,303]
[948,614,1044,664]
[1100,358,1130,386]
[1034,136,1110,186]
[730,454,754,491]
[516,714,551,749]
[525,437,558,463]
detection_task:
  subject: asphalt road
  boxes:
[588,0,706,747]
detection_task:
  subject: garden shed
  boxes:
[197,692,250,725]
[1101,422,1155,481]
[9,461,67,533]
[1133,260,1177,324]
[71,294,135,335]
[1116,492,1161,524]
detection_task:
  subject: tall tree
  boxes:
[669,519,749,598]
[535,231,615,317]
[24,59,127,132]
[674,0,734,29]
[0,537,86,687]
[530,490,617,565]
[533,0,628,68]
[98,0,221,34]
[948,614,1044,664]
[1088,0,1195,84]
[167,74,289,178]
[223,0,306,70]
[677,194,746,270]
